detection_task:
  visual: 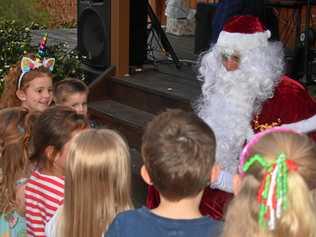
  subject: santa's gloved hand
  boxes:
[210,165,234,193]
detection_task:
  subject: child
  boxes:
[0,35,55,112]
[53,78,89,116]
[0,107,38,237]
[24,105,89,237]
[222,127,316,237]
[105,109,223,237]
[45,129,133,237]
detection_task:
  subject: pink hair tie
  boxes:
[239,127,297,176]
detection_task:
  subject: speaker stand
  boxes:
[147,1,182,69]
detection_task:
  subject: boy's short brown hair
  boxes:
[142,109,216,201]
[54,78,89,104]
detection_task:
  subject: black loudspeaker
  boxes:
[129,0,147,66]
[78,0,111,69]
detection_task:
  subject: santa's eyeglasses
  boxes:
[221,53,241,63]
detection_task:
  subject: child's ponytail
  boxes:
[222,129,316,237]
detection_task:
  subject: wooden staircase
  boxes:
[88,64,201,150]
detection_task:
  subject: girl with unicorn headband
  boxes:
[0,34,55,112]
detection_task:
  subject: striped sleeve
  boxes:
[25,170,64,237]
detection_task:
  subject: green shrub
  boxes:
[0,20,33,92]
[50,43,85,82]
[0,19,84,94]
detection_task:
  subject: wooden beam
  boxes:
[111,0,130,77]
[149,0,166,24]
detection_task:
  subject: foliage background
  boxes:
[0,0,83,93]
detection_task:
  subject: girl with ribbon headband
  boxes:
[0,34,55,112]
[222,127,316,237]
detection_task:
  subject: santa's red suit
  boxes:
[255,76,316,139]
[146,75,316,220]
[146,15,316,219]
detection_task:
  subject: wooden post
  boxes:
[111,0,130,77]
[149,0,166,24]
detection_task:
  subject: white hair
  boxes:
[197,41,284,113]
[194,41,285,178]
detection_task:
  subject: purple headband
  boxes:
[239,127,297,175]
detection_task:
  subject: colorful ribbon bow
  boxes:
[243,153,298,230]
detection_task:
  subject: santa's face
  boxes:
[221,52,240,71]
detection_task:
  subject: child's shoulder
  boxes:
[26,170,64,194]
[106,207,223,237]
[113,207,222,226]
[29,170,64,183]
[114,207,147,221]
[109,207,153,228]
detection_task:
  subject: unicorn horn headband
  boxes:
[17,34,55,89]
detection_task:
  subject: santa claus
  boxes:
[146,15,316,220]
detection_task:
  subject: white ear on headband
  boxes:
[42,58,55,72]
[17,57,55,89]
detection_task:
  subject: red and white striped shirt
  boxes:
[25,170,64,237]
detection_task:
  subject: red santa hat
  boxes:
[217,15,271,52]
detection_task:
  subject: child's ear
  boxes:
[140,165,153,185]
[44,145,56,163]
[16,90,27,101]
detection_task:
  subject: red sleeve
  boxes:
[253,76,316,140]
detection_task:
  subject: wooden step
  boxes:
[89,99,154,149]
[89,65,200,114]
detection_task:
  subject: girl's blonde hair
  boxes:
[0,54,52,109]
[57,129,133,237]
[222,130,316,237]
[0,107,39,214]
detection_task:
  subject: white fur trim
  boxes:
[217,30,271,52]
[281,114,316,133]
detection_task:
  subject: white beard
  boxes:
[198,69,258,175]
[196,43,283,178]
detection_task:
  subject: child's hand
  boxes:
[211,164,222,183]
